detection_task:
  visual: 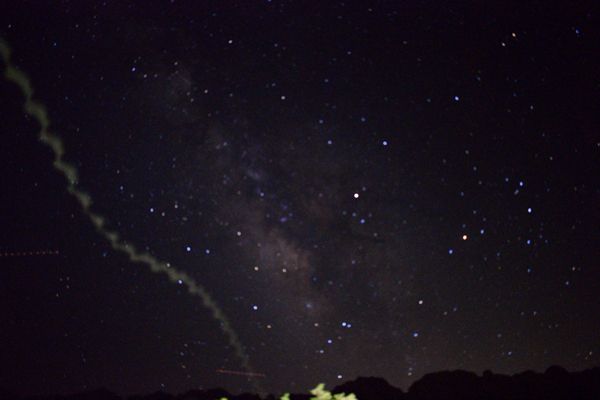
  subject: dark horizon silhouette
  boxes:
[3,365,600,400]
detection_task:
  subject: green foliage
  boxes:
[219,383,357,400]
[310,383,357,400]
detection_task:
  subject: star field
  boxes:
[0,1,599,397]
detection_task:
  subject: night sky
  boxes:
[1,1,599,397]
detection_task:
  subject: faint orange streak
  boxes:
[0,250,60,257]
[216,368,267,378]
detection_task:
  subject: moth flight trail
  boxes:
[0,37,260,393]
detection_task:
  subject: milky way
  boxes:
[1,2,599,397]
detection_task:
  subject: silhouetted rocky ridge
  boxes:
[3,366,600,400]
